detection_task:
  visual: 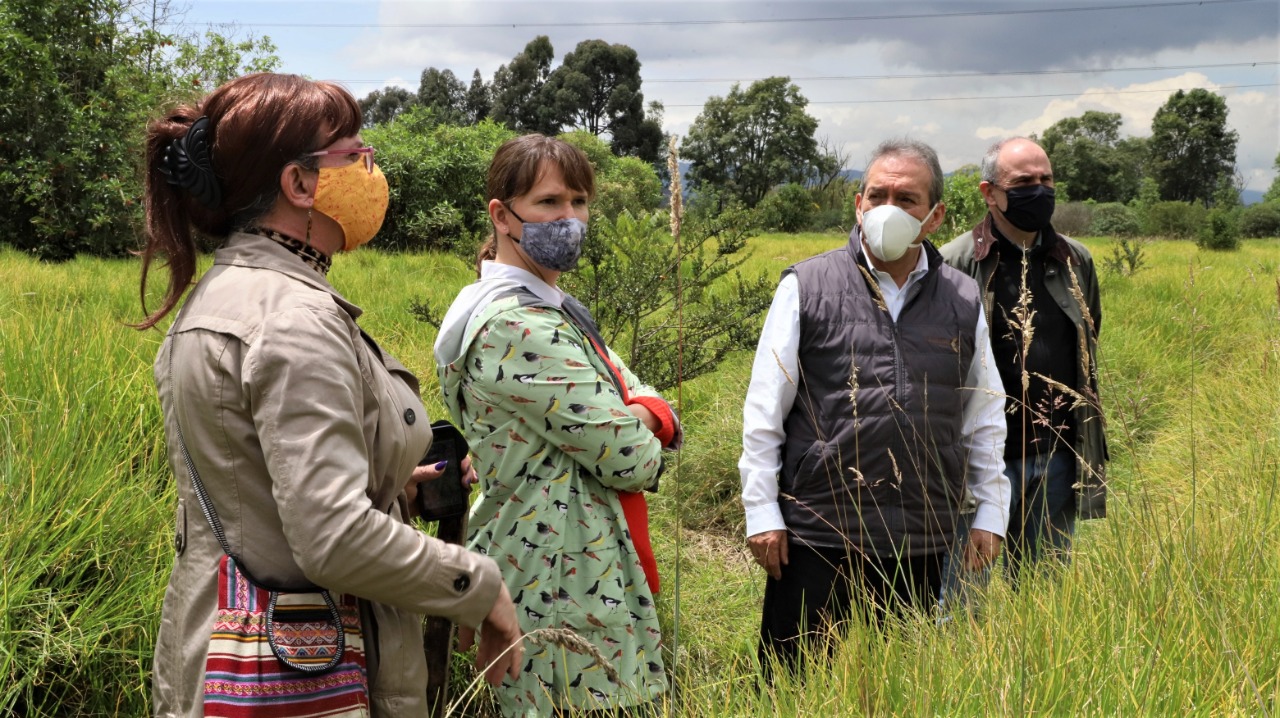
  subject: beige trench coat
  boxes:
[151,233,502,716]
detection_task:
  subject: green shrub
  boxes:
[940,170,986,238]
[1197,207,1241,251]
[1143,201,1205,239]
[841,189,861,232]
[808,207,845,232]
[1102,236,1150,277]
[1,3,155,260]
[685,185,758,231]
[757,183,816,233]
[557,129,616,172]
[595,156,663,222]
[1238,201,1280,238]
[1,3,280,261]
[1090,202,1141,237]
[365,112,516,252]
[561,208,773,391]
[556,130,663,222]
[808,175,858,232]
[1052,202,1094,237]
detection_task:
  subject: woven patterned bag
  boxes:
[168,340,371,716]
[202,556,369,717]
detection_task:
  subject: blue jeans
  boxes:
[940,450,1078,609]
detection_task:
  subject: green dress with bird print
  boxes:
[435,272,670,717]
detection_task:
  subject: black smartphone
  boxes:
[416,421,471,521]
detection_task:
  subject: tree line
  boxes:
[4,3,1278,263]
[362,40,849,214]
[1038,89,1242,209]
[361,36,666,164]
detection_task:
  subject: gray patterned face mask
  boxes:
[506,206,587,272]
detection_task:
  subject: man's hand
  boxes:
[458,582,523,686]
[748,529,789,580]
[963,528,1002,571]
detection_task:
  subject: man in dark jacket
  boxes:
[940,137,1107,597]
[740,138,1009,679]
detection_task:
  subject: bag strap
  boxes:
[167,334,234,558]
[559,294,627,398]
[167,332,347,673]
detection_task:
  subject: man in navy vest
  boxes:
[940,137,1107,603]
[740,138,1010,678]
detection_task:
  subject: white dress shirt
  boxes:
[739,244,1010,540]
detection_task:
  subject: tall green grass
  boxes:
[1,255,171,714]
[2,235,1277,715]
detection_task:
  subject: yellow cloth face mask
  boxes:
[313,159,390,251]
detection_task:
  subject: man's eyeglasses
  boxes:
[308,146,375,174]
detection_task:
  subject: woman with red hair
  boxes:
[139,73,520,716]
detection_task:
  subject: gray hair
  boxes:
[980,137,1034,184]
[865,138,944,206]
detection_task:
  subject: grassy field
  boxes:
[2,233,1279,715]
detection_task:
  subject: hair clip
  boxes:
[160,116,222,210]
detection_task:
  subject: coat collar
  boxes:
[213,231,362,319]
[969,213,1075,266]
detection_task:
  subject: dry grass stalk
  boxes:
[1066,265,1095,379]
[1035,373,1091,411]
[856,262,889,312]
[887,448,903,489]
[771,347,795,387]
[446,628,620,716]
[525,627,621,684]
[1011,250,1036,395]
[667,137,683,241]
[846,356,860,412]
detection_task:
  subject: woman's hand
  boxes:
[405,455,479,510]
[456,455,478,490]
[626,403,661,434]
[458,582,523,685]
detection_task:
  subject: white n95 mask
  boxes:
[860,203,937,262]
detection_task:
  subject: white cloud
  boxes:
[1225,89,1280,192]
[230,0,1276,182]
[973,73,1221,138]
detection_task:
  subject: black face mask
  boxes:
[999,184,1056,232]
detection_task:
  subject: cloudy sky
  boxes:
[174,0,1279,192]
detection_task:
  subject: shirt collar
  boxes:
[479,260,565,308]
[859,241,930,283]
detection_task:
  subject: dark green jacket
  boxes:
[940,215,1107,519]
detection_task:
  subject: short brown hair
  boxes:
[138,73,362,329]
[475,134,596,275]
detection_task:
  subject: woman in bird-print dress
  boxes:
[434,134,680,717]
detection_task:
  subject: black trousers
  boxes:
[758,544,943,682]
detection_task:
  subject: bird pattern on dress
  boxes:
[439,292,668,717]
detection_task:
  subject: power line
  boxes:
[171,0,1258,30]
[325,60,1278,87]
[646,61,1280,85]
[663,82,1277,108]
